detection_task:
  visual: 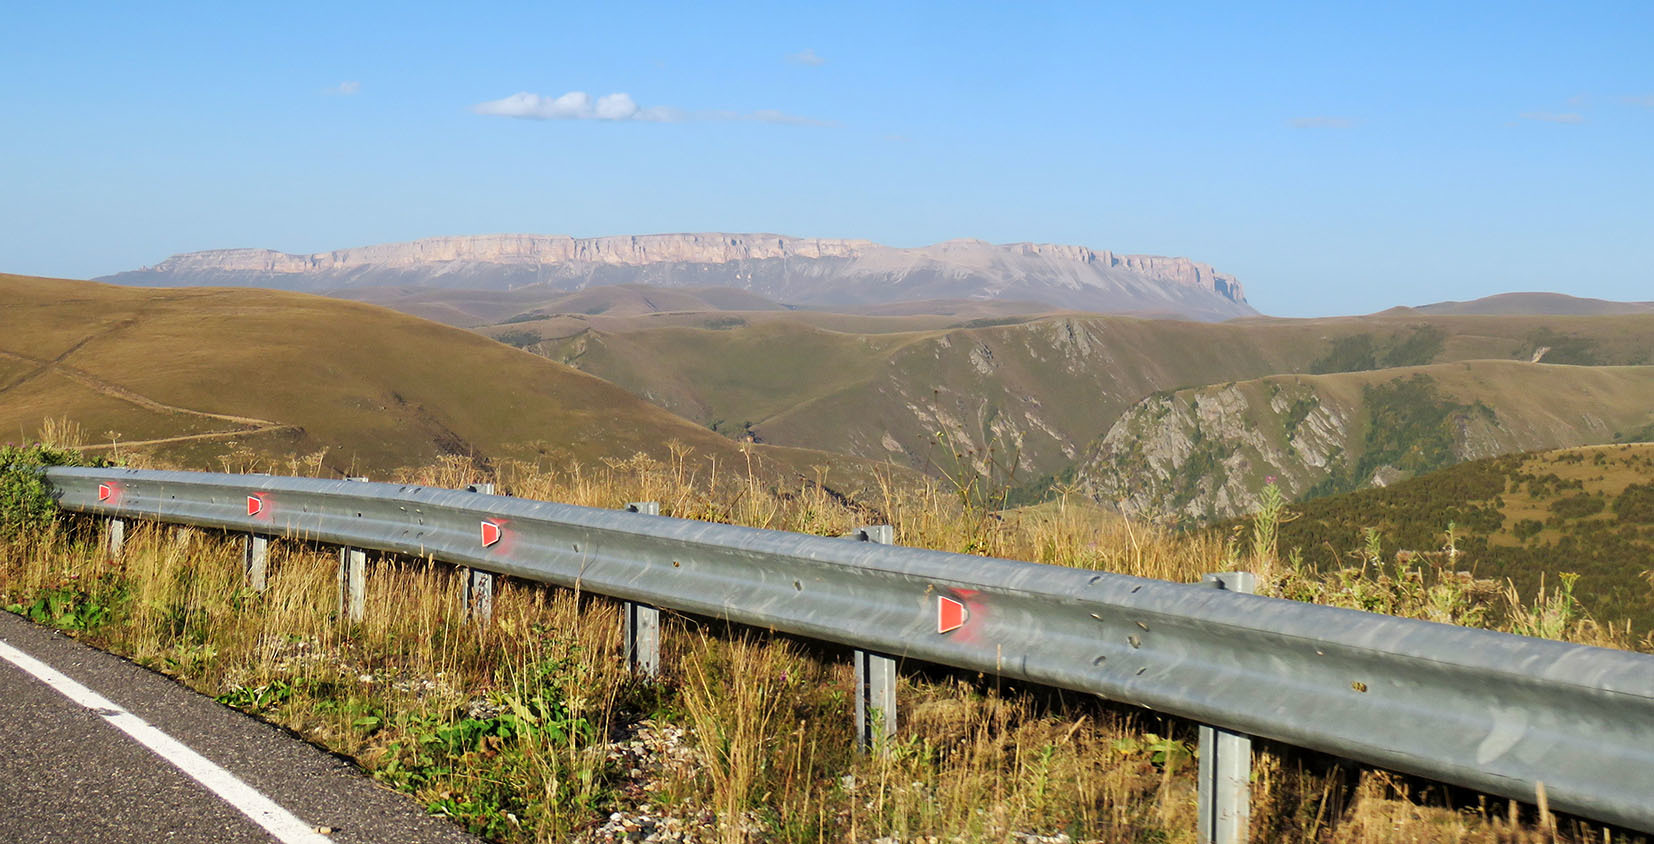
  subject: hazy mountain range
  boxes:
[1394,292,1654,316]
[97,233,1257,322]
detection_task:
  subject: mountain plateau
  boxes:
[97,233,1256,322]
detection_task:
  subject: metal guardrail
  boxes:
[41,466,1654,835]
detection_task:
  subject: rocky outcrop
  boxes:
[99,233,1255,321]
[1077,380,1358,522]
[1074,363,1654,522]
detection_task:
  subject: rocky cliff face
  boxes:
[1074,362,1654,522]
[139,234,875,274]
[1077,380,1362,521]
[98,233,1255,321]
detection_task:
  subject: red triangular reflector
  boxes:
[98,484,112,502]
[481,520,502,548]
[938,596,967,634]
[247,495,263,517]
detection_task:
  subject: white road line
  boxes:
[0,638,332,844]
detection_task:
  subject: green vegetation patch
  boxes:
[1280,391,1321,442]
[1549,492,1606,520]
[494,329,542,349]
[0,443,111,542]
[958,315,1033,329]
[701,316,748,330]
[6,574,129,631]
[1309,326,1446,374]
[375,657,606,839]
[1520,328,1601,365]
[1616,421,1654,444]
[1309,334,1379,374]
[1616,482,1654,524]
[1308,374,1478,498]
[1258,445,1654,630]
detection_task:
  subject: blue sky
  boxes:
[2,1,1649,316]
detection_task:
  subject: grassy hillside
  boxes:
[530,312,1654,489]
[1263,443,1654,631]
[546,319,925,437]
[0,273,902,488]
[1077,361,1654,521]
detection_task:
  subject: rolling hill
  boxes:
[0,273,904,490]
[530,312,1654,491]
[1399,292,1654,316]
[19,269,1648,522]
[1256,443,1654,632]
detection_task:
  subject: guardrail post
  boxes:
[1199,571,1256,844]
[459,483,496,626]
[621,502,661,677]
[243,534,269,592]
[107,518,125,557]
[337,477,369,623]
[338,546,366,623]
[851,524,897,752]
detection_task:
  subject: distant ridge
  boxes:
[1394,292,1654,316]
[97,233,1257,322]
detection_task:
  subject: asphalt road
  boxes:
[0,611,481,844]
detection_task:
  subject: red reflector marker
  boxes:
[97,484,112,502]
[247,495,263,517]
[480,520,502,548]
[938,596,968,634]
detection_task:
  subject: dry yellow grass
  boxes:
[0,451,1641,843]
[0,273,908,497]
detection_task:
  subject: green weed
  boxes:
[6,579,126,631]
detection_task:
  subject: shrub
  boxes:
[1550,493,1606,520]
[494,329,541,349]
[0,443,110,542]
[1512,519,1543,541]
[1615,483,1654,524]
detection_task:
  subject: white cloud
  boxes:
[787,48,825,67]
[1624,94,1654,108]
[324,81,361,95]
[1288,116,1354,129]
[1519,111,1585,124]
[472,90,825,125]
[474,91,609,119]
[594,92,639,120]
